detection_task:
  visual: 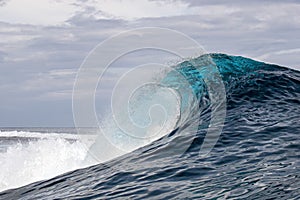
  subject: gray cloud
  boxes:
[0,0,299,126]
[0,51,6,62]
[0,0,8,6]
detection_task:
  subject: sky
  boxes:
[0,0,299,127]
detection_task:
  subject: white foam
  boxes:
[0,130,79,140]
[0,132,97,192]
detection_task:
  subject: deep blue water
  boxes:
[0,54,299,199]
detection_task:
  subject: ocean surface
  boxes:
[0,54,299,199]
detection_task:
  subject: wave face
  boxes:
[1,54,299,199]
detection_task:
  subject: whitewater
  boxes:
[0,129,92,191]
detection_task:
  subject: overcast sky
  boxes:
[0,0,299,127]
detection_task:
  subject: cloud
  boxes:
[0,0,8,6]
[81,0,194,20]
[0,0,299,126]
[0,50,6,62]
[21,69,76,92]
[75,0,241,22]
[0,0,78,26]
[257,48,300,60]
[0,0,241,25]
[255,48,300,70]
[0,0,198,25]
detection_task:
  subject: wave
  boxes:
[1,54,299,199]
[0,131,97,191]
[0,130,78,140]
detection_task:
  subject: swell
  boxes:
[1,54,299,199]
